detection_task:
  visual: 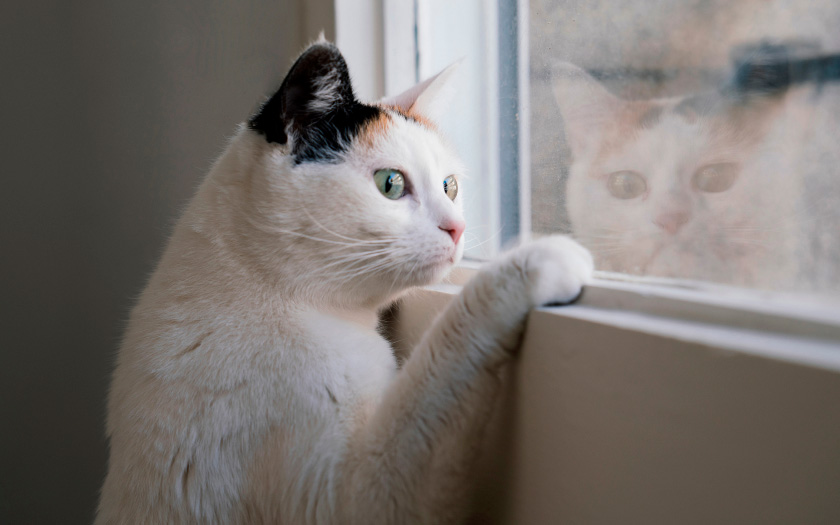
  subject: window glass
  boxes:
[530,0,840,297]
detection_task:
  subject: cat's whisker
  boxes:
[322,250,394,270]
[463,225,505,252]
[301,207,401,245]
[334,262,402,284]
[319,255,400,281]
[386,252,422,298]
[318,250,396,273]
[275,228,395,247]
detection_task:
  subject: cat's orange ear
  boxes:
[551,61,621,155]
[380,60,462,123]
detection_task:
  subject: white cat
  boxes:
[96,41,592,524]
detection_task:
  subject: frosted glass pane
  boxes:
[530,0,840,297]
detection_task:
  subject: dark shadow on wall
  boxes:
[0,1,328,522]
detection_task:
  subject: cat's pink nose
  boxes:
[654,211,690,234]
[440,220,465,244]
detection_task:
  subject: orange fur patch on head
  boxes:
[591,100,668,166]
[356,105,440,150]
[356,111,394,148]
[382,104,438,131]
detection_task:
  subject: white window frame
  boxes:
[336,2,840,522]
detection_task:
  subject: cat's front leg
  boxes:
[449,234,594,365]
[336,236,592,524]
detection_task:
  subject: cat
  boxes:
[551,60,809,289]
[96,40,592,524]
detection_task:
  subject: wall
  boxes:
[0,1,330,522]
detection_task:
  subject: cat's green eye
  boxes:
[693,163,739,193]
[443,175,458,201]
[607,171,647,199]
[374,169,406,199]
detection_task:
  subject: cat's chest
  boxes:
[299,310,397,412]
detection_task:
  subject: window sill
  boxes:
[392,267,840,523]
[445,260,840,350]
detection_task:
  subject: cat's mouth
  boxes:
[424,249,460,278]
[435,253,458,271]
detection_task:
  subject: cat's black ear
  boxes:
[249,42,381,163]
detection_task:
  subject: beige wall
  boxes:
[0,2,330,522]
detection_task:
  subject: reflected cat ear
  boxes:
[551,61,621,155]
[380,59,463,123]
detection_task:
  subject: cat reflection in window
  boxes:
[552,62,809,289]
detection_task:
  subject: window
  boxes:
[529,0,840,299]
[373,0,840,303]
[342,2,840,523]
[385,0,511,260]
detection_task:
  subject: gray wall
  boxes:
[0,2,330,522]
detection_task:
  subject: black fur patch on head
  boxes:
[672,93,723,123]
[249,42,383,164]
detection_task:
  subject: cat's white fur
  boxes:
[97,44,592,524]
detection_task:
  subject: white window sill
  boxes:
[445,261,840,353]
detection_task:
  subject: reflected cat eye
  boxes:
[693,163,739,193]
[374,168,406,199]
[607,171,647,199]
[443,175,458,201]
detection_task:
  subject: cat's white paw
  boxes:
[515,235,594,307]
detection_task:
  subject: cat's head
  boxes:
[552,62,793,283]
[227,42,465,308]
